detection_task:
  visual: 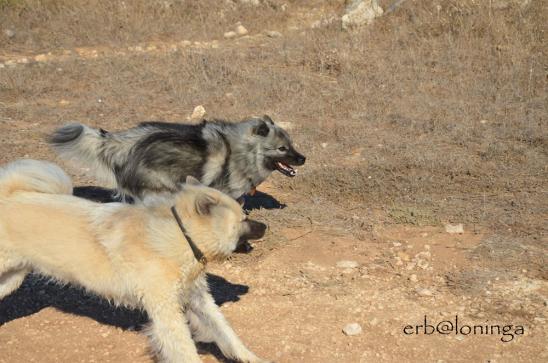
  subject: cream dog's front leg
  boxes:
[143,286,202,363]
[186,276,270,363]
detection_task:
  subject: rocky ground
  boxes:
[0,0,546,362]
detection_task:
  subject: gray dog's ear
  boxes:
[252,120,270,137]
[195,194,218,215]
[262,115,274,124]
[186,175,202,186]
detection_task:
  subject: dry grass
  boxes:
[0,0,546,241]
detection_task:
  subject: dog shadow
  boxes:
[243,190,286,211]
[73,186,130,203]
[0,273,247,326]
[0,274,246,361]
[73,186,286,211]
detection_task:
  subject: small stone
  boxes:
[369,318,379,326]
[224,31,237,39]
[342,323,362,336]
[266,30,282,38]
[59,100,70,106]
[416,288,433,297]
[235,25,248,36]
[397,251,410,261]
[336,260,359,269]
[189,105,206,120]
[342,0,383,30]
[480,119,488,124]
[4,29,15,38]
[321,142,328,148]
[277,121,293,130]
[34,54,48,62]
[409,274,418,283]
[445,223,464,234]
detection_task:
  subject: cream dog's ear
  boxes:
[186,175,202,186]
[195,194,218,215]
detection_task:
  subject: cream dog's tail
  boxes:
[0,159,73,196]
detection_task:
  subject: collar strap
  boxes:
[170,206,207,265]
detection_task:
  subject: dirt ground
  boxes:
[0,0,546,362]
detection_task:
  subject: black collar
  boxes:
[170,206,207,265]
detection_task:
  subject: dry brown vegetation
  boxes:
[0,0,546,362]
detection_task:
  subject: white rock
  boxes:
[266,30,282,38]
[224,31,237,39]
[336,260,359,269]
[277,121,293,130]
[416,288,433,297]
[342,0,383,30]
[34,54,48,62]
[239,0,260,5]
[342,323,362,336]
[190,105,206,120]
[445,223,464,234]
[321,142,328,148]
[4,29,15,38]
[236,25,248,36]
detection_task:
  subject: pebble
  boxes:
[34,54,48,62]
[445,223,464,234]
[266,30,282,38]
[409,274,418,283]
[236,25,248,36]
[369,318,379,326]
[4,29,15,38]
[277,121,293,130]
[224,31,237,39]
[416,288,433,297]
[336,260,359,269]
[342,323,362,336]
[190,105,206,120]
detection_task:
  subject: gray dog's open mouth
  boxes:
[275,161,296,177]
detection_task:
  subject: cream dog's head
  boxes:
[171,176,266,261]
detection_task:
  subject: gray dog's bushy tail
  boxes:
[49,123,118,187]
[49,123,85,144]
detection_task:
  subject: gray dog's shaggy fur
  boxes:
[49,116,305,200]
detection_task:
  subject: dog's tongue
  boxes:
[275,161,296,177]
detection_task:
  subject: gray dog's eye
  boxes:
[278,146,288,152]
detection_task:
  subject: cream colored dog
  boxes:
[0,159,270,363]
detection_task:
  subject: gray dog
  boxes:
[50,115,305,201]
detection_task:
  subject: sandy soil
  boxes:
[0,1,546,362]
